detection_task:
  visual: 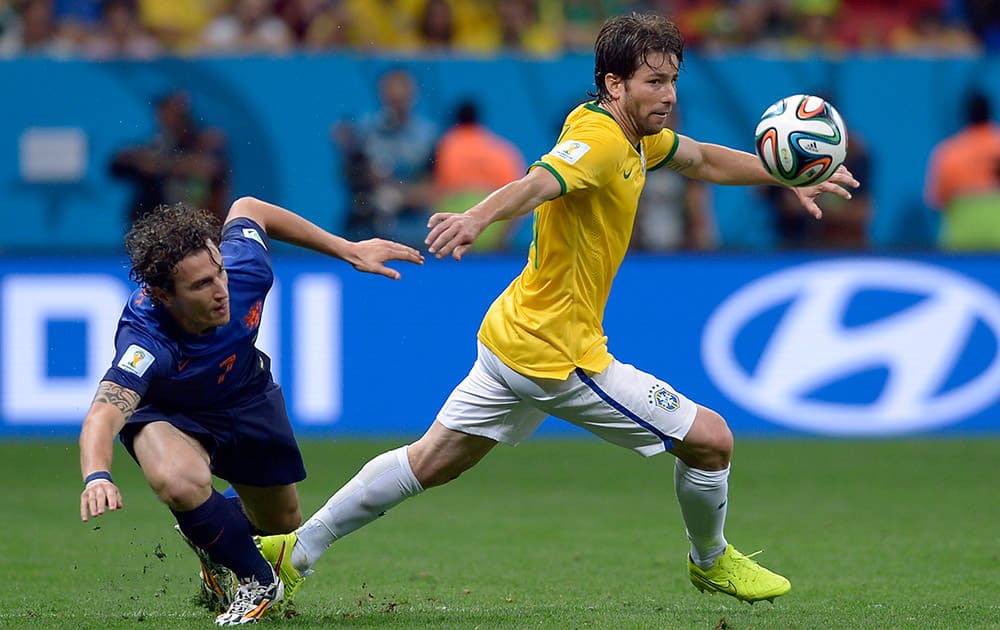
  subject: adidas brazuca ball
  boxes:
[754,94,848,187]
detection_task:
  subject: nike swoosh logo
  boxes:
[624,170,632,179]
[692,572,736,594]
[177,359,191,373]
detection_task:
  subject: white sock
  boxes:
[292,445,423,573]
[674,459,729,570]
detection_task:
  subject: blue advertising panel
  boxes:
[2,253,999,437]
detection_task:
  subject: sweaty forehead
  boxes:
[173,241,222,285]
[640,51,679,76]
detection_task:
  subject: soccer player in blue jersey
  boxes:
[78,196,423,625]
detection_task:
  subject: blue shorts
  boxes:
[119,382,306,487]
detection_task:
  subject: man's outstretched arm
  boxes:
[425,166,561,260]
[225,196,424,280]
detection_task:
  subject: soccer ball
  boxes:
[754,94,848,187]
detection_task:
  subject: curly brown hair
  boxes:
[125,203,222,299]
[591,12,685,104]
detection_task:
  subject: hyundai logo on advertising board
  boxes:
[702,260,1000,436]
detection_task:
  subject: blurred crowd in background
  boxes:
[4,0,1000,254]
[1,0,996,59]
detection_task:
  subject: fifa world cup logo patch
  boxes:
[129,349,146,368]
[117,344,155,377]
[648,386,680,412]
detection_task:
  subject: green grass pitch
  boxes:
[2,437,999,629]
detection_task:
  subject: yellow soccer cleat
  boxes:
[256,532,306,610]
[688,544,791,604]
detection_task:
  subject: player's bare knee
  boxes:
[677,407,733,470]
[701,413,733,467]
[150,475,211,511]
[712,420,734,460]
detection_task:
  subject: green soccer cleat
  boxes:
[688,544,791,604]
[256,532,306,610]
[174,524,238,612]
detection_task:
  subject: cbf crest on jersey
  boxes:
[117,344,155,377]
[551,140,591,165]
[648,385,679,412]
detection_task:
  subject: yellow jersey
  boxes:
[478,102,679,379]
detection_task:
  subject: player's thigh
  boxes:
[132,421,214,504]
[231,483,301,534]
[435,343,548,446]
[545,360,698,457]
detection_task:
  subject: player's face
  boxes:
[158,241,230,335]
[622,52,679,137]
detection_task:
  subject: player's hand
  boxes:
[81,480,123,522]
[425,212,487,261]
[792,165,860,219]
[350,239,424,280]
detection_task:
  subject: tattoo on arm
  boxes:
[666,157,694,173]
[93,382,141,421]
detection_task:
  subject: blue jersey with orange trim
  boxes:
[103,218,274,410]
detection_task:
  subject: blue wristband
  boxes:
[84,471,113,486]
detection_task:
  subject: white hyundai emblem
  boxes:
[702,260,1000,435]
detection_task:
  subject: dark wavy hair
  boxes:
[591,13,685,104]
[125,203,222,300]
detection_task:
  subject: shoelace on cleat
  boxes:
[725,549,768,582]
[230,579,272,611]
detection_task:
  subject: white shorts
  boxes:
[435,342,698,457]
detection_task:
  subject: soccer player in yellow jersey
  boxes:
[258,12,859,607]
